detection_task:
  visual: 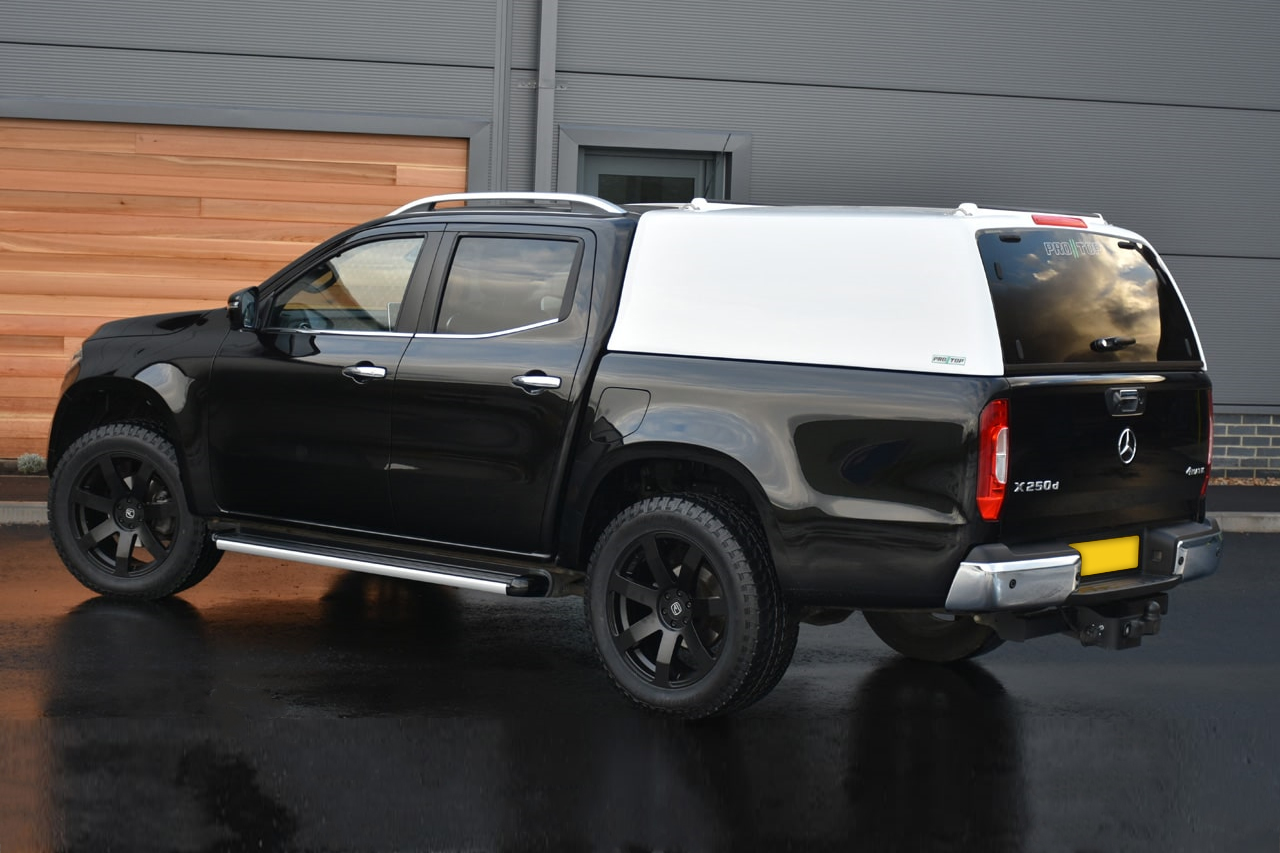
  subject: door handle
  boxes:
[512,372,562,394]
[342,364,388,383]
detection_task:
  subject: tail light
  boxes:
[977,399,1009,521]
[1201,391,1214,499]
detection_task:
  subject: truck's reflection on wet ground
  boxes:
[2,525,1277,852]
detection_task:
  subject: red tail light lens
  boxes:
[1032,213,1089,228]
[978,399,1009,521]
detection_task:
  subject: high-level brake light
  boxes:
[978,399,1009,521]
[1032,213,1089,228]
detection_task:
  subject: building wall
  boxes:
[1,0,1277,471]
[0,119,467,457]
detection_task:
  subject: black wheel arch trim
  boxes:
[559,440,785,573]
[50,374,209,516]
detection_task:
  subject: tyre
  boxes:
[863,610,1004,663]
[585,494,797,718]
[174,545,224,593]
[48,423,217,599]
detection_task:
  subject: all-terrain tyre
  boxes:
[863,610,1004,663]
[585,494,797,718]
[48,423,218,599]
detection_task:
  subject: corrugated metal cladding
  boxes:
[555,0,1278,111]
[1,0,1277,409]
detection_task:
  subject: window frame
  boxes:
[417,226,589,338]
[258,228,443,337]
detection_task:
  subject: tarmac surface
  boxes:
[0,523,1277,852]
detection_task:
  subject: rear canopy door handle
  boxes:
[512,372,562,394]
[342,363,388,383]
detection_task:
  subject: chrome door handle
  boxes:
[512,373,562,394]
[342,364,388,383]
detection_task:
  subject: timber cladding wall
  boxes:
[0,118,467,458]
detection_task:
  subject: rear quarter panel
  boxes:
[572,354,1007,607]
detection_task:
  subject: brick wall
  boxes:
[1213,413,1280,481]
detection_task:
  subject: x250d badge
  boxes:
[1013,480,1060,493]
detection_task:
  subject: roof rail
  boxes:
[389,192,627,216]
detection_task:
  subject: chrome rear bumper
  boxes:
[945,519,1223,612]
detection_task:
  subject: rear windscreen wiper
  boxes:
[1091,336,1137,352]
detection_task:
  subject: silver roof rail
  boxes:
[390,192,627,216]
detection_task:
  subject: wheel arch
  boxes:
[561,442,785,573]
[49,376,184,480]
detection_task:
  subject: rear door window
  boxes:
[976,229,1200,371]
[434,236,581,335]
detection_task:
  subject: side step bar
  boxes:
[214,533,551,597]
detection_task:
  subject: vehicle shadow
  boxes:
[36,587,1026,852]
[842,658,1026,851]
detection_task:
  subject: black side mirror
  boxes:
[227,287,259,331]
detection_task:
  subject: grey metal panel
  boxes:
[0,0,493,67]
[555,0,1280,111]
[506,70,538,191]
[1164,256,1280,408]
[510,0,540,70]
[549,72,1280,260]
[0,43,491,117]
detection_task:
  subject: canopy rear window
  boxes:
[977,229,1200,372]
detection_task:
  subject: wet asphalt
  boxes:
[0,524,1276,853]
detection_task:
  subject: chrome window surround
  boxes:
[256,318,561,340]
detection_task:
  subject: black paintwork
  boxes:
[565,354,1007,607]
[49,203,1212,611]
[1001,372,1212,543]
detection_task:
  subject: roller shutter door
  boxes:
[0,118,466,458]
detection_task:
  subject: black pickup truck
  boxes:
[47,192,1222,717]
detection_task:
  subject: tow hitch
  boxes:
[986,594,1169,650]
[1071,595,1167,650]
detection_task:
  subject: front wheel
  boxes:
[863,610,1004,663]
[48,423,217,599]
[585,494,797,718]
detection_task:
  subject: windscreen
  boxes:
[977,229,1200,371]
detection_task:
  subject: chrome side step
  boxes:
[213,534,550,597]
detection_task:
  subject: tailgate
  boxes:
[974,224,1212,546]
[999,373,1212,544]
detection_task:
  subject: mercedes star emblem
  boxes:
[1118,428,1138,465]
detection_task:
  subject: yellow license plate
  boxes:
[1070,535,1140,576]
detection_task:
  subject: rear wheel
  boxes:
[585,494,796,718]
[48,423,217,599]
[863,610,1004,663]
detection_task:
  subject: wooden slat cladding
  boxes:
[0,118,467,458]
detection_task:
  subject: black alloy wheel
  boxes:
[49,423,216,598]
[606,527,725,690]
[585,494,796,718]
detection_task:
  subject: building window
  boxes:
[581,148,725,204]
[557,124,752,202]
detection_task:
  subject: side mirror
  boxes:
[227,287,259,331]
